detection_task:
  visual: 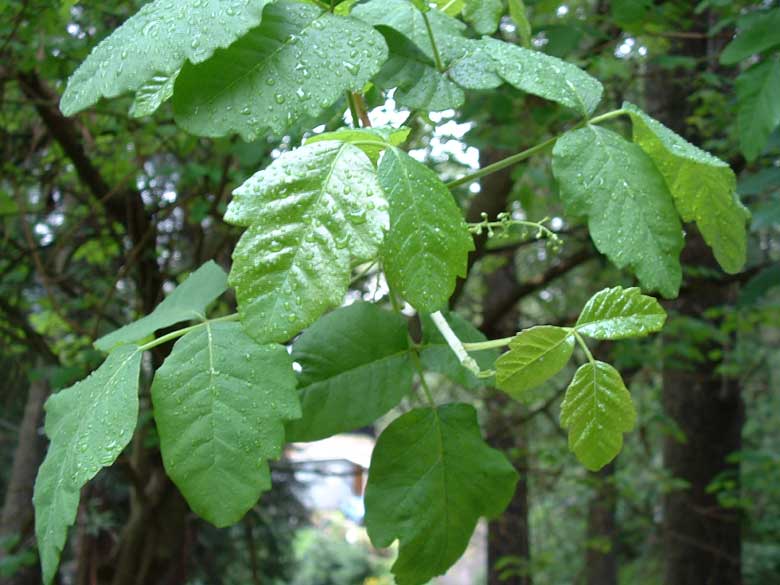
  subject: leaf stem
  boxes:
[462,337,515,351]
[430,311,482,376]
[447,108,628,189]
[346,91,361,128]
[411,350,437,408]
[420,9,445,73]
[138,313,239,351]
[573,331,596,365]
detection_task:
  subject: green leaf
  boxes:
[495,326,574,397]
[378,147,473,312]
[434,0,465,16]
[560,361,636,471]
[60,0,272,115]
[508,0,532,47]
[450,38,603,114]
[463,0,503,35]
[576,286,666,340]
[173,1,388,140]
[34,346,142,585]
[151,321,299,527]
[552,126,683,298]
[365,404,518,585]
[129,71,178,118]
[285,303,413,442]
[720,8,780,65]
[305,126,410,164]
[623,103,750,274]
[373,26,464,111]
[95,261,228,352]
[420,312,498,389]
[226,141,387,343]
[736,60,780,162]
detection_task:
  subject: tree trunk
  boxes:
[645,6,743,583]
[0,373,49,585]
[585,462,618,585]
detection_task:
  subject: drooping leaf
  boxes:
[226,141,387,343]
[624,103,750,273]
[735,60,780,162]
[151,321,299,527]
[576,286,666,340]
[420,311,498,389]
[60,0,272,115]
[365,404,518,585]
[508,0,532,47]
[95,260,228,352]
[378,147,473,312]
[463,0,503,35]
[373,26,464,111]
[305,126,410,164]
[285,303,413,442]
[173,1,388,140]
[495,326,574,397]
[450,38,603,114]
[552,126,684,298]
[129,70,178,118]
[719,8,780,65]
[560,361,636,471]
[34,346,142,585]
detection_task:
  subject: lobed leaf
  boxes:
[552,126,684,298]
[560,361,636,471]
[495,326,574,397]
[378,147,473,312]
[34,346,142,585]
[735,60,780,162]
[576,286,666,340]
[624,102,750,274]
[226,141,387,343]
[173,1,388,140]
[365,404,518,585]
[60,0,272,115]
[285,303,413,442]
[95,260,227,352]
[151,321,299,527]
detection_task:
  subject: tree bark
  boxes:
[585,462,618,585]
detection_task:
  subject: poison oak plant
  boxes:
[36,1,750,583]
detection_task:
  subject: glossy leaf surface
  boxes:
[576,286,666,340]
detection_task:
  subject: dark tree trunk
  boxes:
[585,463,618,585]
[645,6,743,584]
[0,372,49,585]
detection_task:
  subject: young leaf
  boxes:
[735,60,780,162]
[450,38,604,115]
[34,346,142,585]
[495,326,574,397]
[463,0,504,35]
[378,147,473,312]
[624,102,750,274]
[576,286,666,340]
[305,126,410,165]
[719,8,780,65]
[373,27,465,111]
[552,126,684,298]
[129,71,178,118]
[365,404,518,585]
[420,311,499,389]
[151,321,299,527]
[560,361,636,471]
[285,303,413,442]
[226,141,387,343]
[94,260,227,352]
[173,1,388,140]
[60,0,272,115]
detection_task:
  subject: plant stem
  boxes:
[346,91,361,128]
[411,350,437,408]
[138,313,239,351]
[573,331,596,365]
[420,9,445,73]
[447,108,628,189]
[462,336,515,351]
[430,311,482,376]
